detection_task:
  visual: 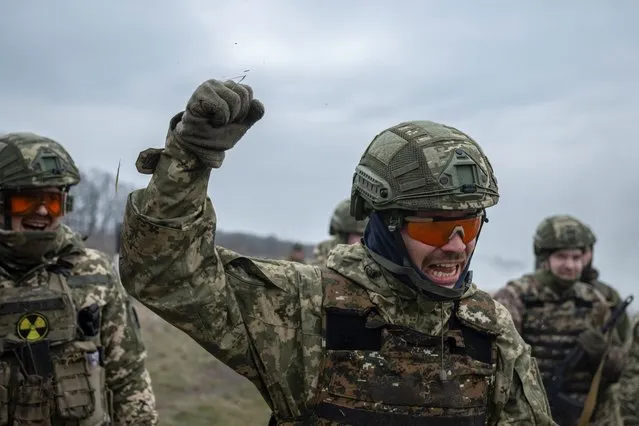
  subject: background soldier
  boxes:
[311,198,368,266]
[494,214,626,426]
[119,78,554,424]
[0,133,158,425]
[287,243,306,263]
[533,218,630,343]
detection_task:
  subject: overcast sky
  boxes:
[2,1,637,294]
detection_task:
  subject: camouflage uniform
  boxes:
[617,313,639,425]
[0,133,158,425]
[120,79,555,424]
[311,238,337,266]
[495,215,625,426]
[311,199,367,266]
[532,221,629,342]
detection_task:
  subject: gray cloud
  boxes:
[1,0,638,296]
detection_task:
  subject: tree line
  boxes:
[63,168,313,258]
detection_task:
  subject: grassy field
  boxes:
[135,303,271,425]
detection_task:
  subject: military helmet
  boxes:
[533,215,589,256]
[329,199,368,236]
[350,121,499,219]
[0,132,81,190]
[581,222,597,247]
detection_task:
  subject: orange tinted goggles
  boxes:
[405,215,483,247]
[8,192,66,217]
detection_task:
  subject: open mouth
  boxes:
[21,218,50,231]
[422,263,462,286]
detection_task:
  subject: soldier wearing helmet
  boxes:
[311,198,368,266]
[494,215,626,426]
[287,242,306,263]
[0,133,158,425]
[533,219,631,343]
[118,78,554,424]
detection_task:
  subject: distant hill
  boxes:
[215,231,315,259]
[84,229,316,260]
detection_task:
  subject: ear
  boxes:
[540,259,550,271]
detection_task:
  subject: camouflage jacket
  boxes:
[311,237,341,266]
[618,313,639,425]
[0,225,158,425]
[118,138,556,425]
[494,273,624,425]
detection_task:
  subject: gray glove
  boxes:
[602,345,626,380]
[577,328,607,361]
[174,79,265,168]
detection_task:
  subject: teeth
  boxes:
[427,264,459,278]
[430,269,457,278]
[24,223,47,229]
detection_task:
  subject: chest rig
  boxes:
[0,261,111,426]
[278,269,500,426]
[520,280,600,401]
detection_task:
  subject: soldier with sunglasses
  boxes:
[0,133,158,425]
[119,79,555,425]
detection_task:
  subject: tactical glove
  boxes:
[602,345,626,380]
[173,79,265,168]
[577,328,607,361]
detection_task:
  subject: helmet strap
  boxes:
[2,195,10,230]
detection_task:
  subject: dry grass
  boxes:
[135,303,271,425]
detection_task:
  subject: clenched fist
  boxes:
[577,327,607,360]
[174,79,265,168]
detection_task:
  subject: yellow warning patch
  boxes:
[16,312,49,341]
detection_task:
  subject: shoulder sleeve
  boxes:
[490,303,555,425]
